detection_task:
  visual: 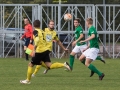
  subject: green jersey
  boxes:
[88,26,99,49]
[75,26,86,46]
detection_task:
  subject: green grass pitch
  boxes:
[0,58,120,90]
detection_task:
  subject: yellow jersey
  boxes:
[33,28,48,53]
[44,28,59,51]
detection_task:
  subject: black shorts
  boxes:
[31,50,51,65]
[25,37,31,47]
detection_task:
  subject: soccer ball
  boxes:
[64,13,72,21]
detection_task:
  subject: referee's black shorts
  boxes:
[31,50,51,65]
[24,37,30,47]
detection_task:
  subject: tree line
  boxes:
[0,0,120,4]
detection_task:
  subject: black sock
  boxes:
[25,53,29,60]
[25,50,29,60]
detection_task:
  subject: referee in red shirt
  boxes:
[20,18,33,61]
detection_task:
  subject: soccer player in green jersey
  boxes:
[79,18,105,80]
[69,18,105,72]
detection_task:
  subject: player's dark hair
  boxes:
[33,20,40,28]
[86,18,93,24]
[24,17,29,21]
[24,17,28,19]
[74,18,81,23]
[49,20,54,24]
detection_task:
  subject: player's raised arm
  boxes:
[56,39,68,51]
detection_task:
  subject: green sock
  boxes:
[88,64,102,76]
[69,55,75,69]
[81,59,86,65]
[96,56,102,60]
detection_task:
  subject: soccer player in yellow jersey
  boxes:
[20,20,71,84]
[32,20,69,77]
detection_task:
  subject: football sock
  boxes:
[69,55,75,69]
[33,65,41,75]
[26,66,33,81]
[81,59,86,65]
[88,64,102,76]
[50,62,64,69]
[96,56,102,60]
[26,54,29,60]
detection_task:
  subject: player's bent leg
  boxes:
[79,54,95,77]
[32,65,41,77]
[79,54,86,66]
[85,58,93,67]
[96,56,105,64]
[41,61,50,74]
[43,62,51,74]
[50,62,64,69]
[43,62,64,74]
[41,61,48,68]
[45,62,71,71]
[79,54,86,62]
[44,62,52,68]
[85,59,95,77]
[32,61,49,76]
[79,54,86,65]
[86,58,105,80]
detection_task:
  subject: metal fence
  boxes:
[0,4,39,58]
[0,4,120,58]
[95,5,120,58]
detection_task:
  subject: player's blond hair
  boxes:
[49,20,54,24]
[86,18,93,24]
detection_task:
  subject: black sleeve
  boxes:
[33,30,38,37]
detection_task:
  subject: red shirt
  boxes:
[22,24,33,40]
